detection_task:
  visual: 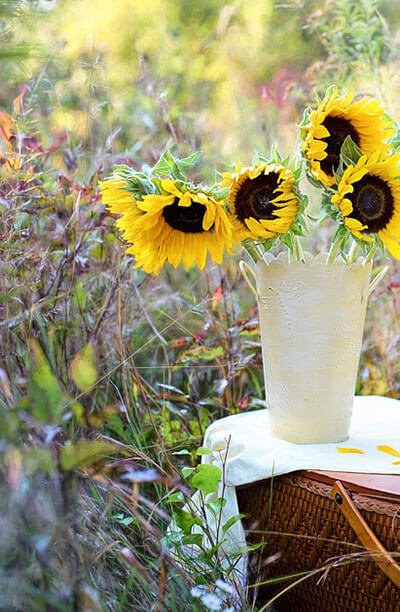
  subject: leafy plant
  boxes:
[166,444,262,610]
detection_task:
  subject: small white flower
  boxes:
[190,585,206,598]
[201,592,222,611]
[215,579,236,595]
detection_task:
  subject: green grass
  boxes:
[0,117,265,608]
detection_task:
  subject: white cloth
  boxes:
[204,395,400,483]
[169,396,400,600]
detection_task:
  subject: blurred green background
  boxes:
[4,0,400,172]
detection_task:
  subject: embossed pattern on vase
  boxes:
[255,253,373,443]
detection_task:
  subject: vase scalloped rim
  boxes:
[254,251,373,270]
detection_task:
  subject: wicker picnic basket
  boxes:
[236,470,400,611]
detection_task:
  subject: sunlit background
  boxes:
[4,0,400,173]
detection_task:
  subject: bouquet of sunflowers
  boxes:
[100,87,400,271]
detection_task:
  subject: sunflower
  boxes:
[102,177,233,274]
[99,174,143,243]
[221,162,299,242]
[331,152,400,258]
[302,90,395,187]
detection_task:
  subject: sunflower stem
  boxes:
[244,243,259,263]
[363,242,377,266]
[348,240,360,264]
[293,234,305,263]
[326,232,343,266]
[255,243,265,260]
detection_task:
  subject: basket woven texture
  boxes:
[237,472,400,611]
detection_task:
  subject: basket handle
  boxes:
[239,260,258,298]
[332,480,400,588]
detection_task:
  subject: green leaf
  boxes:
[175,152,202,174]
[222,513,245,534]
[280,232,293,250]
[173,508,203,533]
[181,533,203,547]
[70,342,98,393]
[172,449,191,456]
[195,447,213,457]
[240,541,265,553]
[113,165,156,197]
[26,340,64,423]
[305,171,325,189]
[207,497,227,516]
[182,467,195,479]
[60,439,116,471]
[72,279,87,311]
[72,401,85,424]
[340,135,363,167]
[390,126,400,151]
[152,150,175,175]
[167,491,185,503]
[191,464,221,494]
[113,513,136,527]
[126,175,155,198]
[158,383,187,395]
[152,150,183,180]
[193,345,224,362]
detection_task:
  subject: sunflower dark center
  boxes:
[162,198,207,233]
[235,172,282,221]
[349,174,394,232]
[319,115,360,175]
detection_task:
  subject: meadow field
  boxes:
[1,0,400,609]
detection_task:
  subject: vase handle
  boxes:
[367,265,389,296]
[239,260,258,298]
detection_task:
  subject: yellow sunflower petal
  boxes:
[345,217,368,231]
[99,176,139,216]
[195,237,208,270]
[244,216,274,239]
[333,153,400,250]
[160,178,183,198]
[312,124,330,138]
[302,91,394,187]
[179,191,192,207]
[248,164,265,179]
[137,194,175,212]
[379,231,400,259]
[102,176,232,274]
[202,201,216,231]
[339,198,353,217]
[133,211,162,231]
[223,162,299,241]
[376,445,400,458]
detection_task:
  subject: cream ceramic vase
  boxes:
[241,253,384,444]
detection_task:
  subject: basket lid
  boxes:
[302,470,400,500]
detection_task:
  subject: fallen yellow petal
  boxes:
[337,447,364,454]
[376,445,400,458]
